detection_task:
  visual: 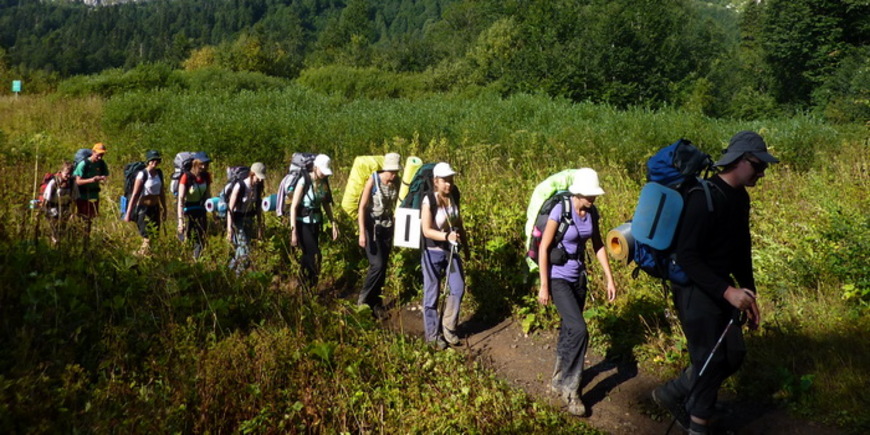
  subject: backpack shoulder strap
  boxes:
[689,177,723,213]
[371,172,380,195]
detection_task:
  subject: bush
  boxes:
[297,65,431,100]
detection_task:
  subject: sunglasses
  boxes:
[744,157,768,173]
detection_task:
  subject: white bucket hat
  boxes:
[251,162,267,180]
[433,162,456,178]
[569,168,605,196]
[383,153,401,172]
[314,154,333,176]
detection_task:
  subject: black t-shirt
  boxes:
[673,175,755,302]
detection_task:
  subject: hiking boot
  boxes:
[566,397,586,416]
[688,421,710,435]
[652,385,689,430]
[443,330,461,346]
[430,338,449,351]
[372,306,389,321]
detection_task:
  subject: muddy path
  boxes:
[384,304,842,435]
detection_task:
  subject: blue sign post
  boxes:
[12,80,22,94]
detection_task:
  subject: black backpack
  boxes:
[399,163,460,214]
[122,162,162,216]
[526,191,574,267]
[123,161,147,199]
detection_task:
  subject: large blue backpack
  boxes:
[628,138,717,284]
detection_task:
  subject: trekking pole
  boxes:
[438,241,456,321]
[665,314,737,435]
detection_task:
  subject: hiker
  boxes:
[652,131,776,434]
[226,162,266,275]
[73,143,109,231]
[124,150,166,255]
[176,153,212,259]
[537,167,617,416]
[356,152,402,318]
[42,161,79,244]
[420,162,470,350]
[290,154,338,289]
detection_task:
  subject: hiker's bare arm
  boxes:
[124,176,144,222]
[289,185,304,246]
[177,179,187,222]
[226,184,240,238]
[358,177,374,247]
[537,218,559,305]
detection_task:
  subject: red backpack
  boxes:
[36,172,56,205]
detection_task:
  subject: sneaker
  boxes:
[652,386,689,430]
[566,397,586,416]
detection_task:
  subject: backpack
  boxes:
[393,163,460,249]
[121,161,160,217]
[340,155,385,217]
[399,163,461,212]
[628,138,717,284]
[170,151,197,197]
[523,169,578,272]
[73,148,92,168]
[218,166,251,209]
[276,152,327,217]
[526,191,576,268]
[36,172,56,205]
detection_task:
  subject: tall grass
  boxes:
[0,85,867,432]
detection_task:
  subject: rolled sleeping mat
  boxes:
[605,222,635,263]
[398,156,423,205]
[204,197,224,213]
[261,193,278,212]
[340,155,385,218]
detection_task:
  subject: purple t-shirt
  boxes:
[547,202,594,281]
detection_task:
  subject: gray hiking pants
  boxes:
[550,275,589,402]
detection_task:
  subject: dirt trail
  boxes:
[386,304,842,435]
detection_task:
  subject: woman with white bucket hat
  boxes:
[537,167,617,416]
[356,152,402,319]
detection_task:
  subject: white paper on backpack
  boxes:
[393,207,421,249]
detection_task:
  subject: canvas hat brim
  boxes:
[715,149,779,167]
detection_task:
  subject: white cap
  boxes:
[314,154,333,176]
[568,168,605,196]
[433,162,456,178]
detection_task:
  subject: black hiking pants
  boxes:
[665,282,746,420]
[359,218,392,309]
[297,221,321,289]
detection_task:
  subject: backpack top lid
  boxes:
[173,152,197,173]
[399,163,436,210]
[399,162,461,212]
[646,138,713,188]
[524,169,578,247]
[289,152,317,173]
[74,148,93,166]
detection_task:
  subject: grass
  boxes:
[0,82,867,432]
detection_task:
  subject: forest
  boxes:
[0,0,868,121]
[0,0,868,433]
